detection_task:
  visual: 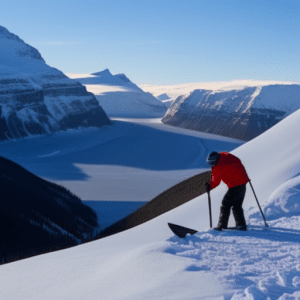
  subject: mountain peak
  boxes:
[0,25,17,39]
[0,25,44,63]
[91,69,113,77]
[0,25,110,141]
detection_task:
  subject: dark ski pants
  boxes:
[217,184,247,228]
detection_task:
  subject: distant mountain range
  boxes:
[161,82,300,141]
[0,25,111,141]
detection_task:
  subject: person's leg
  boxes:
[231,185,247,229]
[215,185,247,230]
[215,206,231,230]
[215,189,233,230]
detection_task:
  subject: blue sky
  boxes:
[1,0,299,85]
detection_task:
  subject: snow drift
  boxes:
[262,175,300,221]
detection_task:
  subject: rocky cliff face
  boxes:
[0,26,110,140]
[162,84,300,141]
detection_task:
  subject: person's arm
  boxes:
[209,169,222,190]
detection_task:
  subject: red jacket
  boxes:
[209,152,249,190]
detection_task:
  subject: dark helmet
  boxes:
[206,151,220,167]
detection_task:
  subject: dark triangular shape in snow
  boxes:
[168,223,198,238]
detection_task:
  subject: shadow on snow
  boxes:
[0,120,240,180]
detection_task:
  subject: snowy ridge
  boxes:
[140,79,299,101]
[0,25,110,140]
[69,70,167,118]
[161,82,300,141]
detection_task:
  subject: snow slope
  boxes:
[69,70,167,118]
[0,105,300,299]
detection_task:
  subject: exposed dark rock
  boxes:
[0,156,99,264]
[98,171,211,238]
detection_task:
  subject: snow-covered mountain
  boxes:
[0,25,110,140]
[73,69,143,91]
[70,70,167,118]
[161,81,300,140]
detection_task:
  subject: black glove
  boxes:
[205,182,210,193]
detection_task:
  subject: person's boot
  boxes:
[232,206,247,231]
[214,206,230,231]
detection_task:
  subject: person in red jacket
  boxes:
[205,151,249,231]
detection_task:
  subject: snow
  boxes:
[0,99,300,299]
[0,26,53,75]
[0,117,240,207]
[167,225,300,299]
[253,175,300,221]
[38,150,61,158]
[251,84,300,114]
[140,79,299,102]
[68,70,167,118]
[0,26,110,141]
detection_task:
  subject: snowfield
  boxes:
[0,104,300,299]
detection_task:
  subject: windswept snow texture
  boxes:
[70,69,167,118]
[166,225,300,300]
[0,25,110,141]
[1,105,300,299]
